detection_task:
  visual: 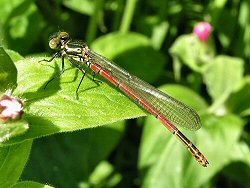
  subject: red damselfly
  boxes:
[41,31,209,167]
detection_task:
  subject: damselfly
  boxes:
[41,31,209,167]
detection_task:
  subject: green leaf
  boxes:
[1,57,145,146]
[21,121,125,187]
[62,0,95,15]
[169,34,215,72]
[91,32,166,83]
[0,140,32,187]
[139,84,244,188]
[4,1,45,54]
[0,120,29,143]
[0,47,17,91]
[227,76,250,116]
[11,181,54,188]
[6,49,24,62]
[203,55,244,112]
[0,0,28,26]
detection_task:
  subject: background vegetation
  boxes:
[0,0,249,187]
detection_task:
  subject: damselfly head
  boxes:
[49,31,70,49]
[49,37,60,49]
[58,32,69,40]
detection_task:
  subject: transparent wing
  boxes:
[88,50,202,131]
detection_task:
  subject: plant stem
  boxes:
[119,0,137,33]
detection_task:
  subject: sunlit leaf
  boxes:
[0,120,29,143]
[0,57,146,146]
[11,181,54,188]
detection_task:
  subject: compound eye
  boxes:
[49,38,60,49]
[76,48,81,53]
[59,32,69,40]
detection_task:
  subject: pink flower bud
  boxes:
[0,95,23,123]
[193,22,212,41]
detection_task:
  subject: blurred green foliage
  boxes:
[0,0,249,188]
